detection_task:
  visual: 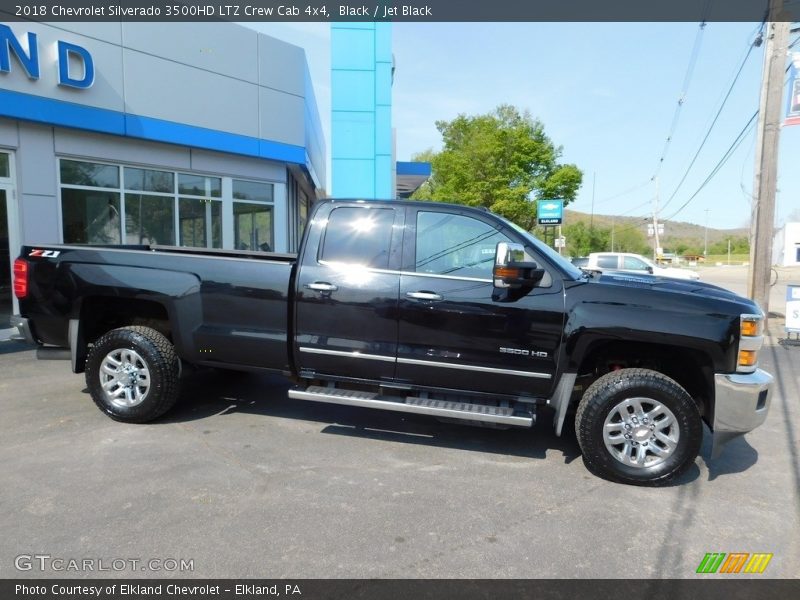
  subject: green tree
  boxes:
[563,221,610,256]
[412,105,582,229]
[613,225,650,255]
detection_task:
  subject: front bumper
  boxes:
[712,369,772,457]
[10,315,37,345]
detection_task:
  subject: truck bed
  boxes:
[18,244,297,373]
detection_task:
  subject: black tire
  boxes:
[85,326,180,423]
[575,368,702,486]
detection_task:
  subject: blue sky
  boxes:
[248,22,800,231]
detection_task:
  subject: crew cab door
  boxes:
[396,207,564,398]
[294,202,403,382]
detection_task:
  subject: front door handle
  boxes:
[306,282,338,292]
[406,291,443,301]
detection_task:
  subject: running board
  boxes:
[288,385,534,427]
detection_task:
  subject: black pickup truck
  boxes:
[12,199,772,485]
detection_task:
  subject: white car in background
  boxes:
[586,252,701,281]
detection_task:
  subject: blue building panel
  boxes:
[375,105,392,155]
[331,28,375,70]
[331,22,393,199]
[331,70,376,112]
[375,62,393,106]
[396,161,433,176]
[374,23,393,63]
[333,159,375,197]
[332,112,376,159]
[375,155,393,199]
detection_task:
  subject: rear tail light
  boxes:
[13,258,28,299]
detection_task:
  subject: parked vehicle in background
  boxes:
[570,257,589,268]
[586,252,700,280]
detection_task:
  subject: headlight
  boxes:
[737,313,764,373]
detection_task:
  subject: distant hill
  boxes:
[564,209,748,248]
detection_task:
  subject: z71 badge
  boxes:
[28,249,61,258]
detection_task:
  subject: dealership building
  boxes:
[0,20,326,316]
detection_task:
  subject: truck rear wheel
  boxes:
[575,368,702,486]
[85,326,180,423]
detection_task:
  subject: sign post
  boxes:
[537,199,564,251]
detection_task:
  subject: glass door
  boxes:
[0,151,17,321]
[0,188,11,325]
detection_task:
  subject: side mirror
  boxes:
[646,266,654,274]
[493,242,545,289]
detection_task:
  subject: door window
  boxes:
[320,207,395,269]
[623,256,650,271]
[596,255,618,269]
[415,211,509,279]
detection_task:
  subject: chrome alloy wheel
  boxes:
[99,348,151,408]
[603,397,680,468]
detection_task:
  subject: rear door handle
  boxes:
[306,282,338,292]
[406,291,443,301]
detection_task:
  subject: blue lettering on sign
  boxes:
[0,24,39,80]
[57,41,94,89]
[0,24,94,90]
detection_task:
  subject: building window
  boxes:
[178,174,223,249]
[123,167,175,245]
[0,153,9,178]
[297,189,309,242]
[61,188,121,244]
[58,159,280,251]
[233,179,274,252]
[60,160,122,244]
[125,194,175,245]
[179,198,221,249]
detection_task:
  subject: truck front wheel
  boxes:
[85,326,180,423]
[575,368,702,486]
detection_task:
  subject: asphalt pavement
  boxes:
[0,268,798,579]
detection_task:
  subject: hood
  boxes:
[594,271,754,306]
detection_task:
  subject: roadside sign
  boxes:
[555,236,566,248]
[537,199,563,225]
[786,284,800,333]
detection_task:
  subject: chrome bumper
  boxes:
[10,315,36,345]
[712,369,772,458]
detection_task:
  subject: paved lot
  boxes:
[1,269,798,579]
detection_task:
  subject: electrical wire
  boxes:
[664,110,758,221]
[660,25,762,213]
[651,14,711,180]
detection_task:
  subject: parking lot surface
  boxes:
[1,267,798,579]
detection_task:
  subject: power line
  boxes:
[660,26,763,213]
[665,110,758,220]
[665,63,795,221]
[651,13,711,179]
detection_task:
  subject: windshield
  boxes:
[502,218,583,280]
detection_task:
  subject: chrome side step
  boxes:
[288,385,533,427]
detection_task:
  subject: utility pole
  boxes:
[652,176,661,262]
[590,172,596,230]
[611,216,615,252]
[704,208,709,257]
[748,0,790,323]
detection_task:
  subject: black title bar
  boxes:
[1,0,800,22]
